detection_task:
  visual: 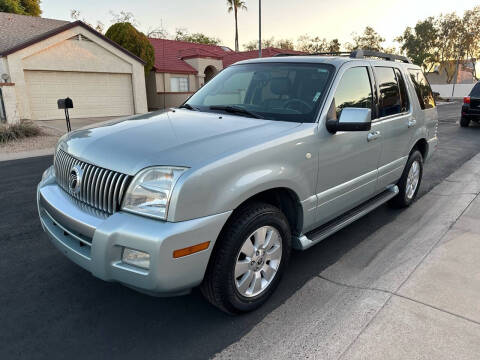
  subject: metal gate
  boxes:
[0,88,6,123]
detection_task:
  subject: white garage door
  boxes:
[25,71,134,120]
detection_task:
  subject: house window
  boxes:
[170,77,189,92]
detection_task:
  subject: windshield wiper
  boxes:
[179,103,200,111]
[209,105,264,119]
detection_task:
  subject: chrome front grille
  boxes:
[54,150,132,214]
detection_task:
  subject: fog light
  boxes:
[122,248,150,269]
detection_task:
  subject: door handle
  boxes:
[408,118,417,128]
[367,131,381,142]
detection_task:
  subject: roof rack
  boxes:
[274,49,412,64]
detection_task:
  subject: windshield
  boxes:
[185,62,335,123]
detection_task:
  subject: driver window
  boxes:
[333,67,373,119]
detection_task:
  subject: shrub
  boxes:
[105,22,155,75]
[0,121,42,144]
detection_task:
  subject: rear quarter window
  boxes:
[408,69,435,110]
[470,83,480,97]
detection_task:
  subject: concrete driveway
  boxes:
[1,102,480,359]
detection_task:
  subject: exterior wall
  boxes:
[0,57,9,78]
[6,25,147,120]
[0,83,20,123]
[146,71,196,110]
[431,83,477,99]
[184,57,223,88]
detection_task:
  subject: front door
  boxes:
[314,64,383,226]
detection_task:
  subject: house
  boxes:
[0,12,148,124]
[146,38,302,110]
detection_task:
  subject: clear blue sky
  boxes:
[42,0,475,49]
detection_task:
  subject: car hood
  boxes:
[59,109,302,175]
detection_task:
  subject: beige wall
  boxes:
[184,57,223,88]
[0,84,20,123]
[5,25,147,120]
[146,71,197,110]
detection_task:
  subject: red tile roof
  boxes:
[149,38,229,74]
[148,38,304,74]
[222,48,303,67]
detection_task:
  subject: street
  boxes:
[1,102,479,360]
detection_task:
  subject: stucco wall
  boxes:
[431,83,477,99]
[184,57,223,88]
[0,84,20,123]
[5,25,147,120]
[146,71,196,110]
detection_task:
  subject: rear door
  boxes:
[374,66,414,190]
[314,63,382,225]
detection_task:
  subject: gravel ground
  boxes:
[0,125,63,154]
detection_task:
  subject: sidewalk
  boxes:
[216,154,480,360]
[0,116,122,162]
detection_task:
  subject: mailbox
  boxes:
[57,97,73,132]
[57,97,73,109]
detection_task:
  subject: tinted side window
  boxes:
[375,67,402,117]
[470,83,480,97]
[333,67,373,118]
[395,68,409,112]
[408,69,435,109]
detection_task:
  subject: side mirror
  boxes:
[326,108,372,134]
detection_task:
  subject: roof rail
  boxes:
[274,49,412,63]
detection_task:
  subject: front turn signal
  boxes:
[173,241,210,258]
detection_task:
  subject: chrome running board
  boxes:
[295,185,399,250]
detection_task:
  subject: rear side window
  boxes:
[408,69,435,110]
[471,83,480,97]
[395,68,409,112]
[375,67,402,117]
[333,67,373,118]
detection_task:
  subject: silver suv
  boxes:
[37,50,438,314]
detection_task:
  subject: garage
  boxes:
[0,13,148,123]
[25,71,134,120]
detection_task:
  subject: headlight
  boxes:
[122,166,187,220]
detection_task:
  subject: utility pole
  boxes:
[258,0,262,58]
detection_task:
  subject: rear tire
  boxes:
[389,150,423,208]
[460,116,470,127]
[201,202,291,314]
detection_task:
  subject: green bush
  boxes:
[105,22,155,75]
[0,121,42,144]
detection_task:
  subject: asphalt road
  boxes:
[0,102,479,360]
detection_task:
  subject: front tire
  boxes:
[460,116,470,127]
[201,202,291,314]
[389,150,423,208]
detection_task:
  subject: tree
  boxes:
[396,17,439,71]
[105,22,155,75]
[243,37,275,51]
[347,26,385,51]
[174,29,220,45]
[275,39,295,50]
[19,0,40,16]
[0,0,41,16]
[227,0,247,51]
[110,10,137,27]
[460,6,480,80]
[70,9,104,33]
[436,12,463,83]
[297,35,341,53]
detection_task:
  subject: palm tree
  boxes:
[227,0,247,51]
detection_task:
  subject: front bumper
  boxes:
[37,172,231,296]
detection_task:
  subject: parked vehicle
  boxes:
[460,82,480,127]
[37,50,438,314]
